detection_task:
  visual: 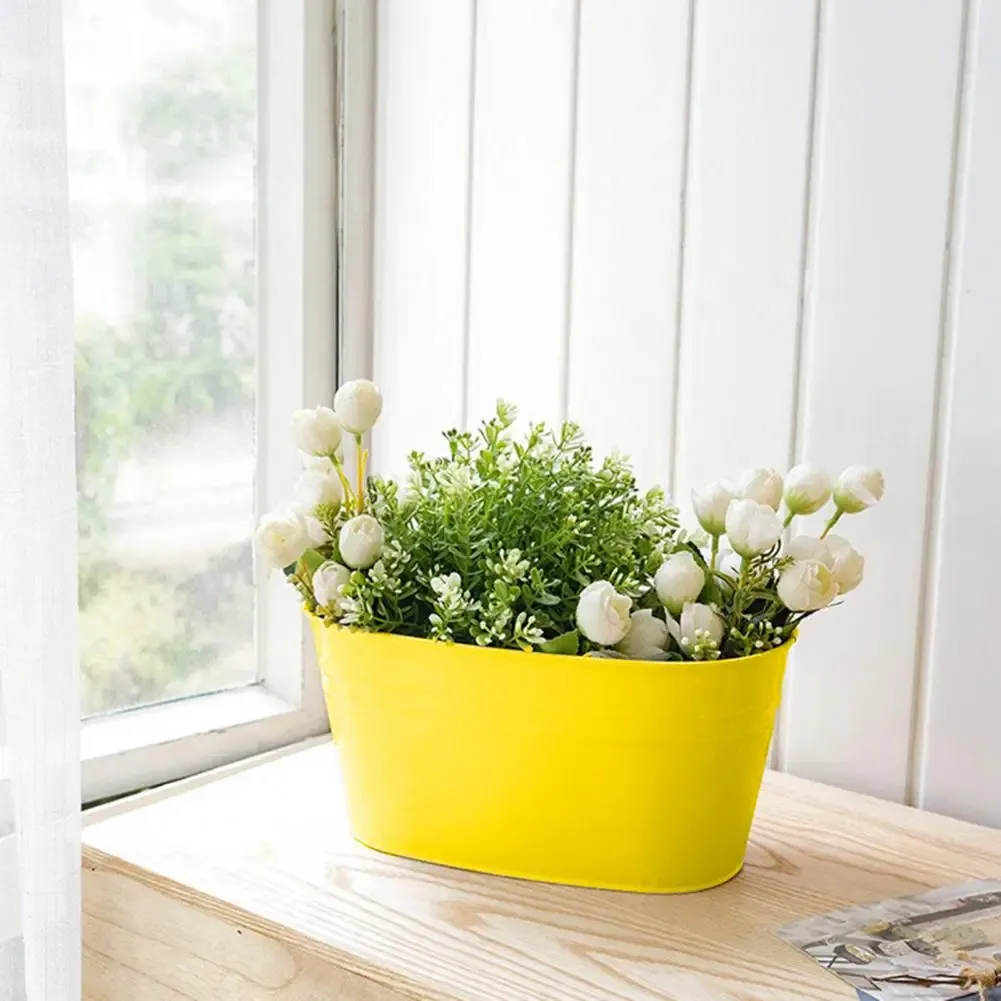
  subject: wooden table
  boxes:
[83,739,1001,1000]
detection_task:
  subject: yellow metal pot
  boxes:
[311,619,789,893]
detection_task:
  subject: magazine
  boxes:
[778,880,1001,1000]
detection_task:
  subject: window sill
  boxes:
[82,685,328,805]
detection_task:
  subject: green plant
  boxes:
[263,386,884,662]
[297,402,679,653]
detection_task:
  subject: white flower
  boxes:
[575,581,632,647]
[312,561,350,613]
[737,467,783,510]
[338,514,384,569]
[255,508,310,570]
[292,406,342,456]
[298,510,330,547]
[825,534,865,593]
[302,454,336,472]
[691,480,737,536]
[786,535,833,568]
[715,547,741,577]
[333,379,384,434]
[667,602,725,649]
[777,560,838,611]
[834,465,884,513]
[654,551,705,615]
[294,466,343,511]
[616,609,669,659]
[783,463,832,516]
[725,499,783,558]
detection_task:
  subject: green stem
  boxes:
[783,509,795,528]
[820,508,843,539]
[710,534,719,570]
[733,558,749,622]
[330,453,355,505]
[354,433,366,513]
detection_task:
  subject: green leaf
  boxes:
[539,630,579,656]
[536,592,561,606]
[298,548,326,575]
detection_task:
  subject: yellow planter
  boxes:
[311,619,790,893]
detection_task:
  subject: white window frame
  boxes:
[80,0,376,805]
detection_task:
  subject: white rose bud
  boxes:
[777,560,838,612]
[737,467,783,510]
[715,547,742,577]
[255,508,310,571]
[825,534,865,593]
[724,498,783,558]
[691,480,737,536]
[786,535,833,568]
[338,514,384,569]
[292,406,342,456]
[575,580,632,647]
[668,602,725,650]
[654,551,705,615]
[296,509,330,547]
[333,379,384,434]
[616,609,670,659]
[294,466,343,512]
[312,561,351,613]
[783,463,832,516]
[834,465,884,514]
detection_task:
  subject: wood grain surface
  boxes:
[84,741,1001,1000]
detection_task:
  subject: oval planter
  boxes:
[311,619,790,893]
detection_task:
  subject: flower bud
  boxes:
[725,499,783,558]
[691,480,737,536]
[777,560,838,611]
[575,581,632,647]
[667,602,725,650]
[294,466,343,512]
[616,609,669,659]
[255,508,310,571]
[834,465,884,513]
[824,534,864,593]
[334,379,384,434]
[786,535,833,568]
[737,467,783,510]
[292,406,342,456]
[783,463,832,516]
[312,561,350,613]
[654,551,705,615]
[338,514,384,569]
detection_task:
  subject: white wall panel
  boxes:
[673,1,816,507]
[780,0,964,802]
[371,0,475,478]
[917,1,1001,827]
[465,0,578,428]
[566,0,689,488]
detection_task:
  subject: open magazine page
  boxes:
[778,881,1001,1000]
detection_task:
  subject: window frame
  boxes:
[79,0,369,805]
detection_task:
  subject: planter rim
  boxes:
[308,614,796,671]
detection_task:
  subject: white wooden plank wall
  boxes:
[567,0,689,488]
[370,0,996,825]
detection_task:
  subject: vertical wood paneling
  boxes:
[780,0,964,802]
[371,0,474,477]
[673,1,817,506]
[917,2,1001,827]
[566,0,690,488]
[465,0,578,428]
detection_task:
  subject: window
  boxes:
[71,0,343,803]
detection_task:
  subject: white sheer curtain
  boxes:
[0,1,81,999]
